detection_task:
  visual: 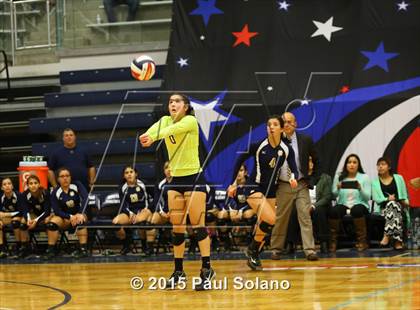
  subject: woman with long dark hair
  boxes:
[229,115,298,270]
[330,154,371,252]
[372,157,409,250]
[140,93,214,290]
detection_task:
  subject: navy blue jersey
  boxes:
[0,191,22,214]
[153,178,170,213]
[51,181,88,219]
[48,146,94,190]
[119,179,149,214]
[226,185,249,211]
[21,189,51,222]
[205,184,216,211]
[232,138,298,188]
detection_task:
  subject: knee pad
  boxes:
[46,222,59,231]
[20,223,28,231]
[172,233,185,246]
[259,221,274,234]
[205,212,216,224]
[193,227,208,242]
[11,220,21,229]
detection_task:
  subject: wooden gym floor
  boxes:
[0,251,419,309]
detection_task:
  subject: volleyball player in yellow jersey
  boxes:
[139,93,215,291]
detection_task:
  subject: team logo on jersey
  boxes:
[130,193,139,203]
[237,194,246,203]
[70,192,75,197]
[12,199,16,204]
[278,150,283,157]
[35,204,41,210]
[66,200,75,208]
[136,187,140,192]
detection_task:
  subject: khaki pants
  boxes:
[271,181,316,256]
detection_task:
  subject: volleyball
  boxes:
[130,55,156,81]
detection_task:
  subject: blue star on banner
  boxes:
[189,0,224,26]
[189,91,241,151]
[361,42,399,72]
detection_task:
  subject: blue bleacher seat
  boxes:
[44,87,161,107]
[32,138,156,157]
[29,112,155,134]
[59,65,165,85]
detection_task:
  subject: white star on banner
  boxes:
[397,1,410,11]
[278,1,291,11]
[311,16,343,42]
[177,57,189,68]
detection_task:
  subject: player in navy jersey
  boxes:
[151,162,171,226]
[229,115,298,270]
[226,165,256,247]
[112,165,152,255]
[0,178,24,258]
[150,162,173,254]
[44,168,89,259]
[19,175,52,258]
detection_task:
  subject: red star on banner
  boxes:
[340,85,350,93]
[232,24,258,47]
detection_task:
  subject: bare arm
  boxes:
[48,170,57,188]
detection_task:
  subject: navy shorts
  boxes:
[165,173,207,194]
[243,181,276,199]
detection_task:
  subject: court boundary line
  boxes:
[0,280,71,309]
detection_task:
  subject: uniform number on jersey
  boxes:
[269,157,276,168]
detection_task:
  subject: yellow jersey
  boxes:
[146,115,202,177]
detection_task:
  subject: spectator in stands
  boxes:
[330,154,371,252]
[19,175,52,258]
[48,128,96,190]
[112,165,152,255]
[372,157,409,250]
[308,157,333,254]
[44,168,89,259]
[103,0,140,23]
[0,178,24,258]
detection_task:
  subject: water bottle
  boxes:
[96,14,101,24]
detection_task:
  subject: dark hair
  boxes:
[339,153,365,181]
[122,165,138,183]
[26,175,45,197]
[56,167,71,179]
[376,156,393,175]
[63,128,76,135]
[168,93,194,116]
[267,114,285,128]
[1,177,13,187]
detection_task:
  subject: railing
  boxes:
[0,49,12,101]
[0,0,172,65]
